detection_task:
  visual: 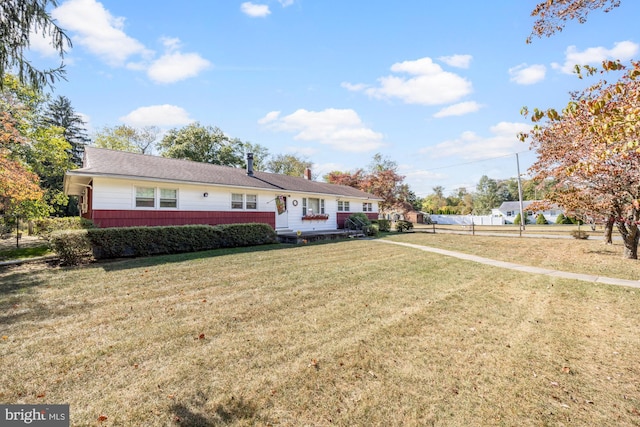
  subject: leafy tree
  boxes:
[421,186,447,214]
[94,125,159,154]
[266,153,313,177]
[242,142,270,171]
[44,95,89,166]
[325,154,408,213]
[0,0,71,90]
[360,154,405,212]
[473,175,502,215]
[528,0,620,43]
[323,170,364,187]
[521,62,640,259]
[158,123,243,166]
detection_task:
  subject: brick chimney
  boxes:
[304,167,311,180]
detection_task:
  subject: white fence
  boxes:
[429,215,505,226]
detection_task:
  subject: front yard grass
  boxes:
[1,240,639,426]
[384,232,639,281]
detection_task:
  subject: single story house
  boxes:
[491,201,562,224]
[63,147,382,232]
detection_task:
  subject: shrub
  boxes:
[50,223,278,264]
[536,213,548,224]
[348,212,372,226]
[34,217,95,238]
[571,230,589,240]
[49,230,93,265]
[376,219,391,232]
[395,220,413,232]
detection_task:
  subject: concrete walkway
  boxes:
[375,239,640,289]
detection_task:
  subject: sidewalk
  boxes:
[375,239,640,289]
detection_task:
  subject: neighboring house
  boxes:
[491,201,562,224]
[63,147,381,232]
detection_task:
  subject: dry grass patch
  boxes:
[1,241,640,425]
[385,232,639,281]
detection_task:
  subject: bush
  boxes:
[514,213,531,225]
[536,213,548,224]
[376,219,391,232]
[49,230,93,265]
[395,220,413,232]
[348,212,371,226]
[571,230,589,240]
[33,217,95,238]
[50,223,278,264]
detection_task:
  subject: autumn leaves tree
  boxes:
[325,153,408,213]
[522,62,640,259]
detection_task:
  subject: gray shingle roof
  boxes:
[66,147,381,200]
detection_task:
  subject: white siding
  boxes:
[91,177,379,231]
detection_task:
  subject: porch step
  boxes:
[276,229,294,234]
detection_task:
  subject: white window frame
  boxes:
[160,188,178,208]
[363,202,373,212]
[303,197,325,216]
[231,193,244,209]
[338,200,350,212]
[231,193,258,210]
[135,186,178,209]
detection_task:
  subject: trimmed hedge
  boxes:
[50,223,278,265]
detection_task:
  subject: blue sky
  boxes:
[28,0,640,197]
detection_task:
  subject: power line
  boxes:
[423,150,532,172]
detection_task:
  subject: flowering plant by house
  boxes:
[302,214,329,220]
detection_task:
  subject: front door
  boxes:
[275,195,289,229]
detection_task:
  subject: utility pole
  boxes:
[516,153,525,232]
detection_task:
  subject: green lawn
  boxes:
[1,239,639,426]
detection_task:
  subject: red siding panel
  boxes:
[91,210,276,229]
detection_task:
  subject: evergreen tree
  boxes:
[0,0,71,90]
[44,95,89,166]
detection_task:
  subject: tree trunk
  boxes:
[623,231,639,259]
[603,216,614,245]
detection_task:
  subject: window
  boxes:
[506,211,514,216]
[337,201,350,212]
[136,187,155,207]
[136,187,177,208]
[231,193,243,209]
[363,202,373,212]
[160,189,177,208]
[303,198,325,215]
[231,193,257,209]
[246,194,257,210]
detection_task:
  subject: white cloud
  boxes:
[52,1,209,84]
[258,111,281,124]
[241,2,271,17]
[509,63,546,85]
[260,108,385,152]
[29,30,64,57]
[52,0,151,67]
[341,82,369,92]
[552,40,639,74]
[279,0,295,6]
[424,121,532,160]
[353,57,472,105]
[119,105,194,127]
[433,101,483,118]
[438,54,472,69]
[147,51,211,84]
